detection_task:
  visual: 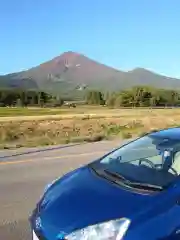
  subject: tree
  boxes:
[150,97,156,107]
[114,95,123,107]
[106,95,116,107]
[0,89,64,108]
[85,90,105,105]
[104,85,180,108]
[16,98,22,107]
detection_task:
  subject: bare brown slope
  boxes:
[17,51,125,86]
[2,52,180,96]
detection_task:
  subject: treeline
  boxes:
[85,86,180,107]
[0,89,64,107]
[2,86,180,108]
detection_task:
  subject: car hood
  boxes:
[38,166,157,238]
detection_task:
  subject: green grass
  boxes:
[0,107,66,117]
[0,106,109,117]
[1,106,180,118]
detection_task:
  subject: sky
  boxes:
[1,0,180,77]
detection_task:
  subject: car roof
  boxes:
[149,127,180,140]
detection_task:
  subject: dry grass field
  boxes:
[0,106,180,149]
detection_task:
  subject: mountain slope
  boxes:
[1,51,180,99]
[126,68,180,89]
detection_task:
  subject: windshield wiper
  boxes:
[103,169,132,184]
[104,169,162,191]
[90,166,123,186]
[126,182,163,191]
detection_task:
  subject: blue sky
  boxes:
[1,0,180,77]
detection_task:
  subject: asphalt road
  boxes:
[0,140,123,240]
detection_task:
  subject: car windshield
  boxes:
[90,135,180,190]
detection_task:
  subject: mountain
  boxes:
[1,51,180,99]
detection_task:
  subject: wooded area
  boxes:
[0,89,64,107]
[1,86,180,108]
[85,86,180,107]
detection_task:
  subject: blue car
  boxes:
[30,127,180,240]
